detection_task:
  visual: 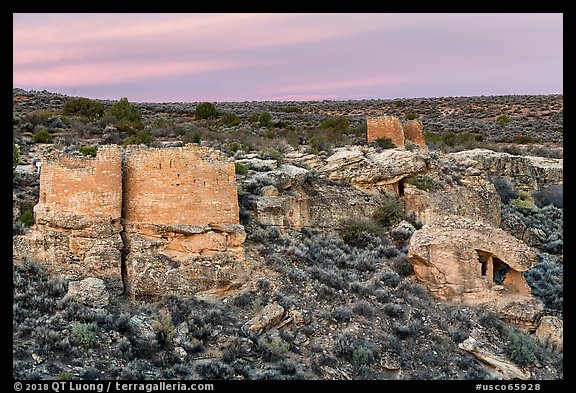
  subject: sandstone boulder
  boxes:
[66,277,109,308]
[408,216,537,301]
[242,302,285,335]
[367,116,405,145]
[535,316,563,353]
[311,146,431,192]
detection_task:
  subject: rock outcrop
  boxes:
[535,316,563,353]
[407,216,543,328]
[446,149,563,192]
[304,146,431,193]
[66,277,109,308]
[402,172,501,227]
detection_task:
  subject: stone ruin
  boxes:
[13,144,247,300]
[408,216,544,330]
[367,115,426,148]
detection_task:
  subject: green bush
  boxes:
[63,97,104,118]
[393,99,404,107]
[282,106,303,114]
[248,113,260,123]
[405,112,418,120]
[319,115,349,132]
[23,110,53,126]
[19,209,34,227]
[497,114,511,127]
[373,137,396,149]
[122,130,154,146]
[71,322,96,347]
[506,328,536,366]
[13,144,19,170]
[33,129,52,143]
[258,147,283,164]
[227,141,249,155]
[78,146,97,157]
[106,98,142,122]
[373,194,404,227]
[339,218,383,248]
[510,191,537,211]
[153,313,175,347]
[258,112,272,128]
[235,162,248,175]
[405,175,437,192]
[513,134,535,144]
[221,112,241,127]
[195,102,219,119]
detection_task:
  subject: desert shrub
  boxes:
[282,106,303,113]
[106,98,142,122]
[19,209,34,227]
[258,147,284,164]
[352,345,375,366]
[383,302,405,318]
[490,176,519,204]
[373,194,404,227]
[378,271,400,288]
[221,112,241,127]
[524,256,563,312]
[506,328,537,366]
[194,359,233,379]
[63,97,104,118]
[319,115,349,132]
[513,134,535,144]
[260,336,290,356]
[404,175,437,191]
[195,102,219,119]
[393,99,404,107]
[510,191,537,211]
[373,137,396,149]
[332,307,353,322]
[532,184,563,209]
[235,162,249,175]
[405,112,418,120]
[496,114,511,127]
[78,145,97,157]
[122,130,155,146]
[333,332,356,360]
[23,109,53,127]
[153,313,175,348]
[70,322,96,347]
[33,129,52,143]
[226,141,249,155]
[13,144,19,170]
[352,300,374,318]
[338,218,383,248]
[258,112,272,128]
[248,113,260,123]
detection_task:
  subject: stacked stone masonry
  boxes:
[367,115,426,148]
[13,144,246,300]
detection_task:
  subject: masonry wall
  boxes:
[367,116,405,146]
[123,144,240,225]
[38,145,122,219]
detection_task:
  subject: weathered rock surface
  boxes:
[367,116,405,145]
[408,215,537,300]
[253,179,381,230]
[304,146,431,192]
[535,316,563,353]
[402,173,501,227]
[458,337,531,380]
[243,302,285,335]
[66,277,109,308]
[447,149,563,192]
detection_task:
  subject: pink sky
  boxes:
[13,13,563,102]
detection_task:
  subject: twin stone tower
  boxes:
[13,144,247,300]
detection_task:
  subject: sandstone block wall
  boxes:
[367,116,405,146]
[13,144,246,300]
[367,115,426,148]
[38,145,122,219]
[123,145,239,225]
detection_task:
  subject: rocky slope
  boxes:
[12,89,563,381]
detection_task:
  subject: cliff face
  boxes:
[447,149,563,192]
